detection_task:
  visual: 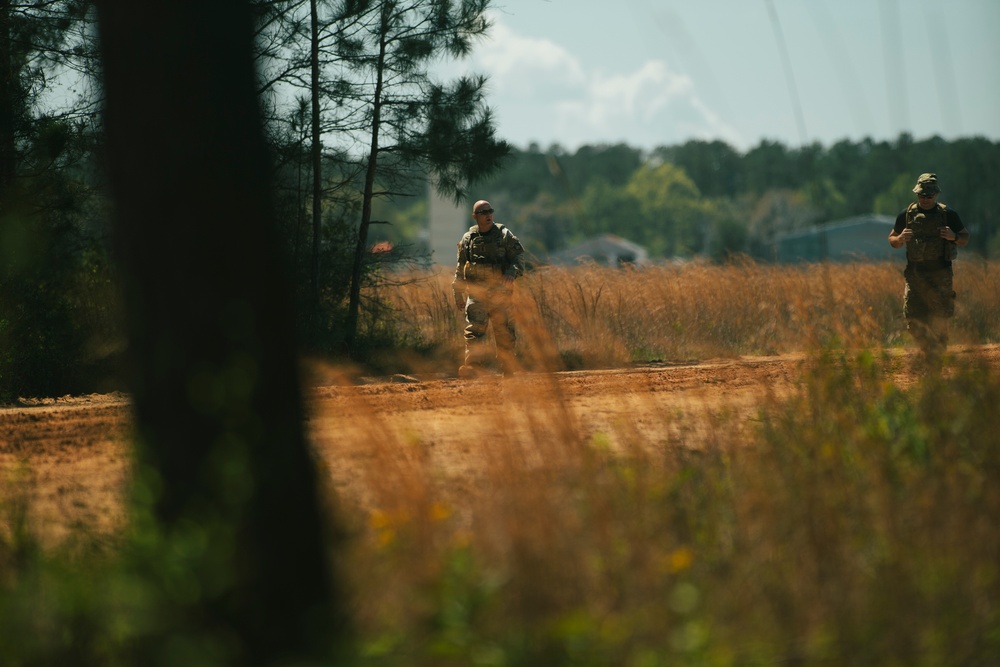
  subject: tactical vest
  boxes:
[463,223,512,282]
[905,202,956,262]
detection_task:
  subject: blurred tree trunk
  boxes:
[94,0,345,663]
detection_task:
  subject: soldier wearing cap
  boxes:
[452,200,525,377]
[888,173,970,369]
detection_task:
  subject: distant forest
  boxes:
[371,134,1000,262]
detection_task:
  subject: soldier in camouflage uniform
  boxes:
[888,173,970,369]
[452,200,525,377]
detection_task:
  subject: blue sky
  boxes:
[439,0,1000,152]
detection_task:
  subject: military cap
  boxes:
[912,172,941,196]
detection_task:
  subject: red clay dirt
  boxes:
[2,345,997,546]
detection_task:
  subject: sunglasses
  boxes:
[474,208,494,215]
[917,193,937,198]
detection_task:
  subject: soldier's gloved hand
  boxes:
[502,275,515,288]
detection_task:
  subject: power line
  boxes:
[764,0,808,145]
[926,1,963,135]
[878,0,910,137]
[804,1,875,137]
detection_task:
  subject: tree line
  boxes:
[370,134,1000,262]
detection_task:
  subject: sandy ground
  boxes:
[2,345,997,546]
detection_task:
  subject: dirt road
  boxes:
[3,345,997,545]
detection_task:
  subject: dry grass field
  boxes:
[2,260,999,665]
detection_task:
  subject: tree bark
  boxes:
[345,25,387,353]
[310,0,322,317]
[0,0,17,198]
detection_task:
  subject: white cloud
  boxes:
[565,61,692,132]
[463,18,743,150]
[473,21,585,95]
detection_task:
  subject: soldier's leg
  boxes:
[491,305,518,375]
[462,298,492,371]
[927,316,950,366]
[923,268,955,369]
[907,317,936,366]
[903,271,935,368]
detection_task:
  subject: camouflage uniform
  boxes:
[892,173,967,368]
[452,222,525,374]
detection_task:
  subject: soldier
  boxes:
[888,173,970,369]
[452,200,525,377]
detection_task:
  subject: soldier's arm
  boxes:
[947,210,970,247]
[888,211,909,248]
[504,233,525,279]
[452,239,469,306]
[942,209,969,247]
[888,227,911,248]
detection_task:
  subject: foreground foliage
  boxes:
[338,351,999,666]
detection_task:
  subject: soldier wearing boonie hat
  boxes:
[912,172,941,196]
[888,173,970,370]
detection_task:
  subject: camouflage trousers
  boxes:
[461,286,516,371]
[903,263,955,367]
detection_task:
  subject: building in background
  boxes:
[775,215,896,263]
[549,234,650,267]
[428,181,467,266]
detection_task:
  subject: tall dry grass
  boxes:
[384,259,1000,373]
[328,350,1000,666]
[330,260,1000,665]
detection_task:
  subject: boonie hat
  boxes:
[913,173,941,196]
